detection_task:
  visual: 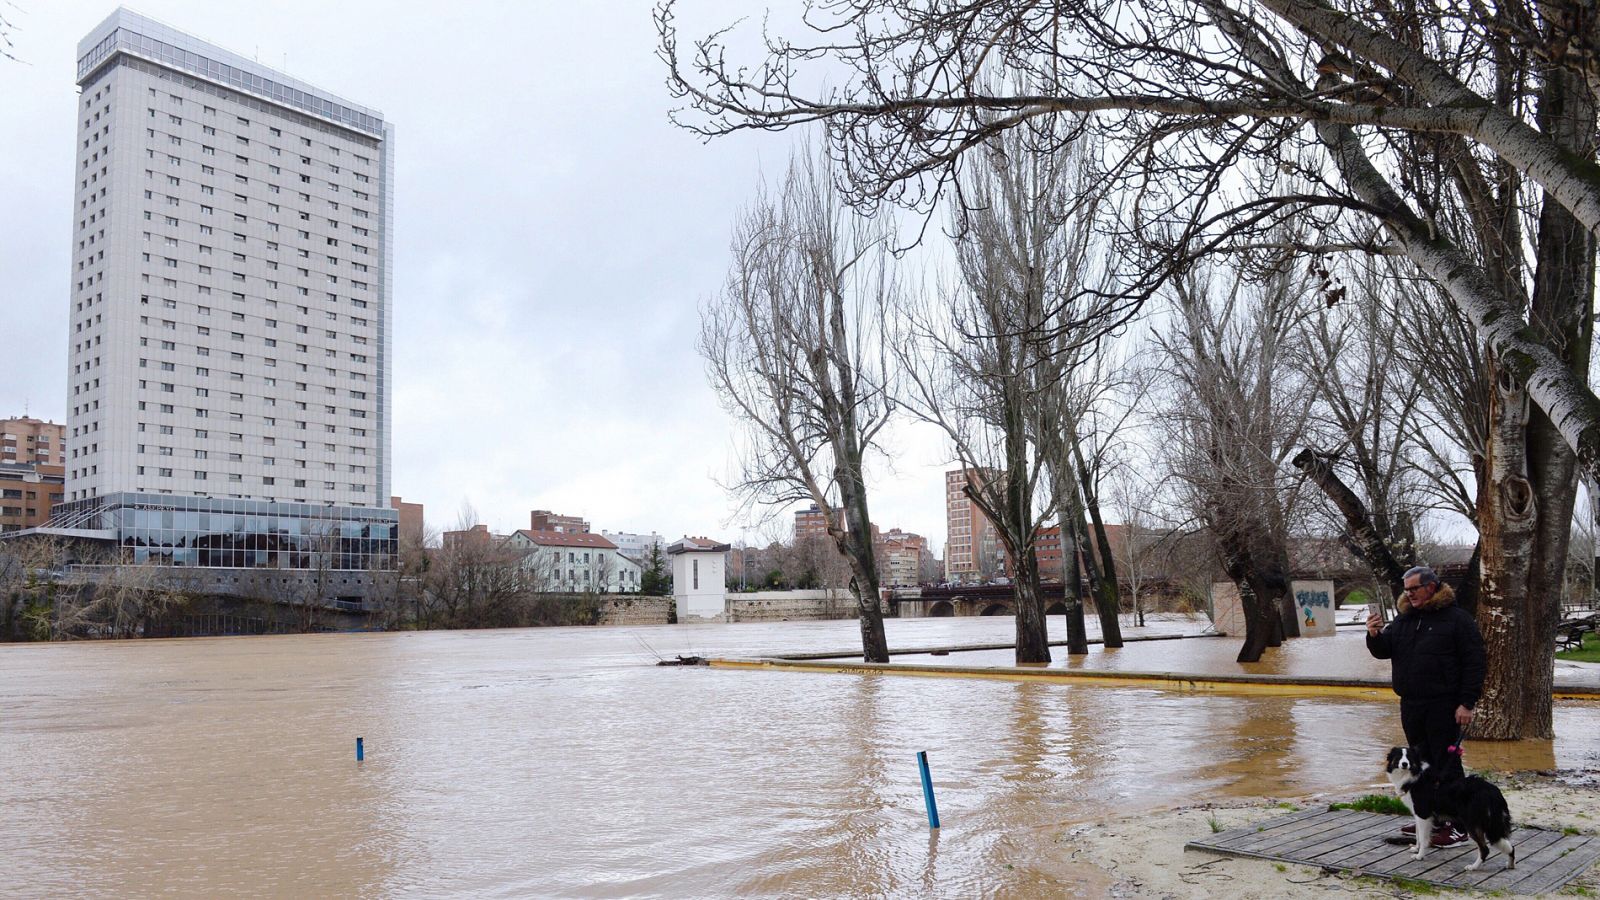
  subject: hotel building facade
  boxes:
[49,10,396,570]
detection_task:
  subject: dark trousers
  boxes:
[1401,699,1464,778]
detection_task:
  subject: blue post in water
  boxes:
[917,750,940,830]
[356,737,364,762]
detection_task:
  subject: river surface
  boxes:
[4,616,1598,898]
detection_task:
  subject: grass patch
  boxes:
[1207,814,1224,833]
[1274,801,1302,811]
[1329,794,1410,815]
[1557,631,1600,663]
[1565,826,1583,836]
[1392,875,1440,894]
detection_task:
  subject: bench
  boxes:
[1556,620,1595,651]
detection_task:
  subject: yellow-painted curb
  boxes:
[708,657,1600,702]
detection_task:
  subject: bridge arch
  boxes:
[1045,601,1068,615]
[980,602,1013,616]
[928,600,955,617]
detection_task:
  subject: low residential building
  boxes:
[1,417,66,468]
[507,529,641,593]
[0,462,66,532]
[529,509,589,533]
[670,535,729,619]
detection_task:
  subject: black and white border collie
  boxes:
[1386,746,1516,872]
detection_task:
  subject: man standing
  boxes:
[1366,565,1487,846]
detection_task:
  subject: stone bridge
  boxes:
[894,584,1071,618]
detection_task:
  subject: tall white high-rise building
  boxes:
[51,10,397,569]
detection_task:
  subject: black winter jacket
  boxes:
[1366,584,1486,708]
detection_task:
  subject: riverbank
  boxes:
[1060,770,1600,898]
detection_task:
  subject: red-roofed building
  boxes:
[507,529,641,593]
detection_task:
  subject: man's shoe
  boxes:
[1431,827,1469,848]
[1401,822,1416,836]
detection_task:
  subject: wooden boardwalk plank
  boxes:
[1475,833,1595,894]
[1266,813,1389,860]
[1219,810,1349,854]
[1186,809,1600,892]
[1299,816,1408,866]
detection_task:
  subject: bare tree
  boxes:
[660,0,1600,737]
[419,508,532,629]
[1108,460,1166,627]
[894,124,1095,663]
[700,147,896,662]
[0,534,71,641]
[1155,259,1318,661]
[1292,255,1428,602]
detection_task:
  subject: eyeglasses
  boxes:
[1402,585,1431,594]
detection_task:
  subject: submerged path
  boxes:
[709,656,1600,700]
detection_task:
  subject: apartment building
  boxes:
[0,463,66,532]
[944,467,1002,582]
[0,417,67,467]
[876,528,929,588]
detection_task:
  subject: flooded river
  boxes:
[4,617,1597,897]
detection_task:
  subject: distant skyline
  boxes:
[0,2,952,554]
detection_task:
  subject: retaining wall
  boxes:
[596,595,673,626]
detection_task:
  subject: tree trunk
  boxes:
[1475,359,1541,738]
[1472,49,1595,740]
[1292,447,1408,598]
[1215,525,1280,662]
[834,462,890,662]
[1012,547,1053,663]
[1073,438,1124,647]
[1061,519,1090,655]
[1075,505,1123,648]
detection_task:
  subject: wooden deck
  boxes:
[1186,808,1600,893]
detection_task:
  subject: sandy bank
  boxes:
[1053,770,1600,898]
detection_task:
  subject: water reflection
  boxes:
[2,618,1596,897]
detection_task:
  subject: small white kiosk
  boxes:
[669,536,730,621]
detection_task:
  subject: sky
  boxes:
[0,1,955,553]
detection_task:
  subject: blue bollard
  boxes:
[917,750,940,830]
[356,737,364,762]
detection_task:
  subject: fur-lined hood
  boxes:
[1398,582,1456,614]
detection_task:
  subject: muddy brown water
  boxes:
[4,617,1596,897]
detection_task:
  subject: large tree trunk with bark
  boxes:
[1473,51,1595,740]
[1012,546,1052,663]
[835,490,890,663]
[1060,519,1091,654]
[1075,505,1122,648]
[1075,440,1124,647]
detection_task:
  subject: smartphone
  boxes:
[1366,602,1382,622]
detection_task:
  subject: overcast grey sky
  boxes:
[0,1,954,551]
